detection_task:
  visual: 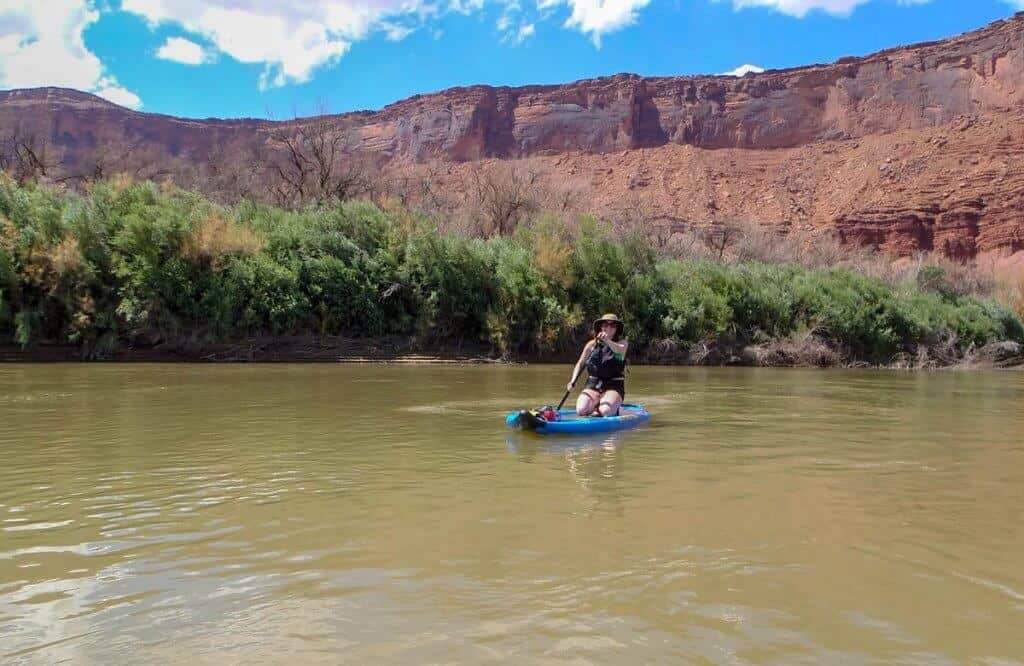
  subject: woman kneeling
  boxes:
[567,314,628,417]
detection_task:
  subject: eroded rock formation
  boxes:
[0,13,1022,259]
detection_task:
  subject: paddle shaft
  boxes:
[557,364,586,411]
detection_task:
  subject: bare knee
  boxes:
[576,392,597,416]
[598,392,622,416]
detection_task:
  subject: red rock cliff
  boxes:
[0,13,1022,259]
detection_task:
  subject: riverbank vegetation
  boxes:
[1,175,1021,365]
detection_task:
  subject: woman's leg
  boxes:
[576,389,600,416]
[597,390,623,417]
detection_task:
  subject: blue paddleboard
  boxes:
[505,404,650,435]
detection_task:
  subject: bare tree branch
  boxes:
[263,106,373,208]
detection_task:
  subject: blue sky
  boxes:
[0,0,1020,119]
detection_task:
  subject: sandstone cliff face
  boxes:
[0,13,1022,259]
[360,12,1024,158]
[388,105,1024,261]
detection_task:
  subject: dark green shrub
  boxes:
[0,177,1020,364]
[488,240,588,353]
[400,232,493,341]
[220,255,305,335]
[300,253,399,337]
[660,262,733,343]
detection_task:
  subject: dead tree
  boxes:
[468,162,541,236]
[0,130,53,184]
[205,142,265,202]
[385,160,457,214]
[265,114,371,208]
[701,219,744,261]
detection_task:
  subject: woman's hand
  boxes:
[567,382,575,392]
[596,331,609,342]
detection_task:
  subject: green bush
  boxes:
[568,230,631,316]
[220,255,305,335]
[399,232,493,341]
[0,177,1020,364]
[300,254,398,337]
[485,240,584,353]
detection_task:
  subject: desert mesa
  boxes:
[1,12,1022,261]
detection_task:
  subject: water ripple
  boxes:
[0,364,1022,662]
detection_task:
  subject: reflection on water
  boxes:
[1,364,1023,663]
[509,433,627,517]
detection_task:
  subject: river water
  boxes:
[1,364,1022,664]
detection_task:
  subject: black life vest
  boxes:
[586,341,626,379]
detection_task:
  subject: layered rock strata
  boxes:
[0,13,1022,258]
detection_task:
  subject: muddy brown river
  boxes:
[1,364,1022,663]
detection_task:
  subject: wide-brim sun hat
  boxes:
[592,313,624,336]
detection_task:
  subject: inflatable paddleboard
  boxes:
[505,404,649,435]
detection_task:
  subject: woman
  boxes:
[567,314,628,417]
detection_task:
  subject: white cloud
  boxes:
[496,0,536,45]
[381,22,416,41]
[726,0,933,18]
[120,1,448,88]
[516,22,535,43]
[94,84,142,108]
[723,63,764,76]
[156,36,210,65]
[729,0,867,15]
[497,0,523,39]
[122,0,656,75]
[541,0,652,47]
[449,0,486,14]
[0,0,141,108]
[0,33,24,56]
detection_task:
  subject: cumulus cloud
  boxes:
[539,0,652,46]
[0,0,664,101]
[723,63,765,76]
[156,36,211,65]
[93,84,143,108]
[1,0,969,107]
[0,0,141,107]
[120,0,447,88]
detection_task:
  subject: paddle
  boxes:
[514,351,587,429]
[556,363,585,412]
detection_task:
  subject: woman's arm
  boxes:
[597,333,628,357]
[567,340,596,390]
